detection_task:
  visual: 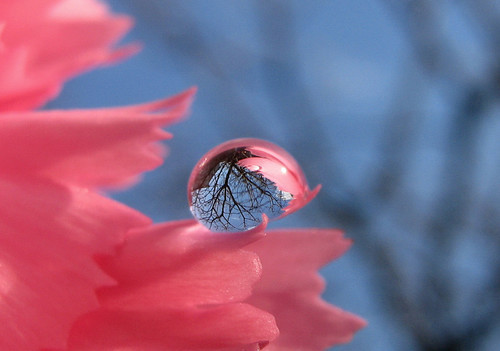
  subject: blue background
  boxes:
[47,1,500,350]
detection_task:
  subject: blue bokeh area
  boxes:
[46,1,500,350]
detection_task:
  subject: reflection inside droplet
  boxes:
[188,138,314,232]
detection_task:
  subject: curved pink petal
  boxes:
[97,219,265,309]
[0,175,149,351]
[67,303,278,351]
[0,0,134,111]
[246,229,366,350]
[65,221,278,350]
[0,88,195,187]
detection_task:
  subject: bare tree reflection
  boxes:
[190,148,289,231]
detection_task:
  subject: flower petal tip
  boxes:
[309,184,322,199]
[107,42,143,63]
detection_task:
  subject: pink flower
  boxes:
[0,1,366,350]
[65,223,366,350]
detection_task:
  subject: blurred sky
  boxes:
[46,1,500,350]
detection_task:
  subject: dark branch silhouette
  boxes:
[190,148,291,231]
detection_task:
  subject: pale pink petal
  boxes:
[97,219,266,309]
[246,229,366,350]
[0,0,134,111]
[0,176,149,350]
[0,1,59,23]
[66,221,278,350]
[0,48,45,111]
[67,304,278,351]
[0,88,195,187]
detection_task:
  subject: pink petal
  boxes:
[246,229,367,350]
[0,176,149,350]
[97,220,266,309]
[0,88,195,187]
[0,0,134,111]
[66,221,278,350]
[67,303,278,351]
[50,0,117,19]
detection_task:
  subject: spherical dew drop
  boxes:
[187,138,318,232]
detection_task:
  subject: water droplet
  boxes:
[188,138,316,232]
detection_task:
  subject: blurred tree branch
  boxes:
[123,0,500,349]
